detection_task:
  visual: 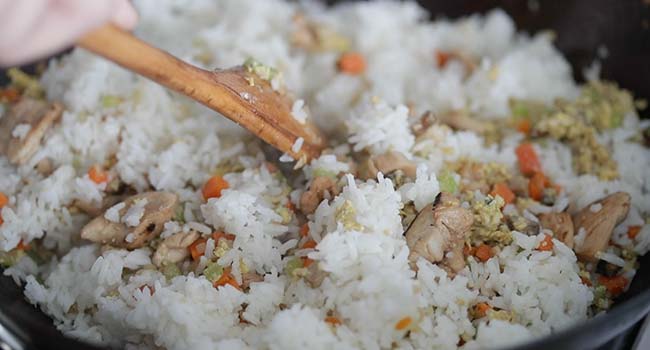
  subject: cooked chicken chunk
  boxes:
[152,231,200,267]
[573,192,630,261]
[300,176,339,214]
[404,193,473,274]
[0,98,63,165]
[81,192,178,249]
[360,151,417,180]
[539,212,574,248]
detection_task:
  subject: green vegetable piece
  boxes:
[511,102,529,119]
[7,68,44,98]
[312,168,337,179]
[101,95,122,108]
[243,57,278,81]
[162,263,181,281]
[438,170,458,194]
[174,204,185,223]
[285,257,304,277]
[275,206,292,224]
[203,262,224,283]
[0,249,25,268]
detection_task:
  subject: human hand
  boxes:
[0,0,138,66]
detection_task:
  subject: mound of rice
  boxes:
[1,1,649,350]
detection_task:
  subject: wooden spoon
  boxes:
[77,24,326,163]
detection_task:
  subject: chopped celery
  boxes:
[101,95,123,108]
[162,263,181,281]
[438,170,458,194]
[203,262,224,283]
[243,58,278,81]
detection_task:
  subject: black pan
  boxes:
[1,1,649,349]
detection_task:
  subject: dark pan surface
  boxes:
[1,1,649,349]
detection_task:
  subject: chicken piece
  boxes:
[0,98,63,165]
[509,175,529,198]
[241,272,265,289]
[573,192,631,261]
[290,13,350,53]
[81,192,178,249]
[539,212,574,248]
[304,262,327,288]
[404,193,474,274]
[35,157,54,176]
[360,151,417,180]
[152,231,200,267]
[74,195,127,217]
[506,214,540,236]
[300,176,339,214]
[436,110,492,134]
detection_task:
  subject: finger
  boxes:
[0,0,49,50]
[111,0,139,30]
[0,0,140,66]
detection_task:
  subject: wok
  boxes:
[1,0,649,349]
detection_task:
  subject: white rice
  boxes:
[596,251,626,268]
[11,123,31,140]
[291,137,304,153]
[291,99,308,124]
[104,202,125,223]
[0,1,647,349]
[590,203,603,213]
[122,198,148,227]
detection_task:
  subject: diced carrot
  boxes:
[474,302,491,318]
[202,176,229,200]
[628,226,642,240]
[299,223,310,237]
[515,119,532,135]
[528,172,548,201]
[537,234,554,251]
[188,238,207,260]
[435,50,452,68]
[0,192,8,225]
[598,275,628,297]
[395,316,413,331]
[212,232,236,243]
[285,200,296,212]
[474,244,493,262]
[302,239,317,249]
[88,165,109,184]
[337,52,366,75]
[225,278,241,290]
[301,257,314,268]
[214,268,241,290]
[0,87,20,103]
[324,316,342,326]
[490,182,515,205]
[16,239,30,251]
[515,143,542,176]
[265,161,278,173]
[0,192,8,208]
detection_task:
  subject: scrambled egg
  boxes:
[335,200,364,231]
[468,195,513,245]
[535,112,618,180]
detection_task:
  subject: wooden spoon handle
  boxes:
[78,24,209,97]
[78,24,325,161]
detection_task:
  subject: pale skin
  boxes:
[0,0,138,66]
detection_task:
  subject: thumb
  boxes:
[111,0,138,30]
